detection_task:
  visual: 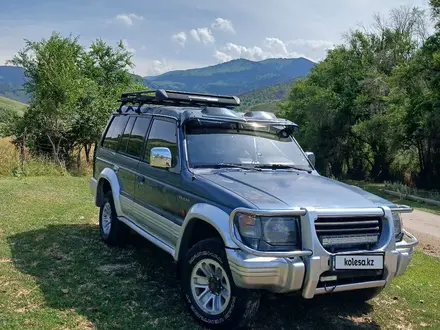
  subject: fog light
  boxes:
[320,275,337,282]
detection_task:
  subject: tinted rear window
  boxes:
[102,116,129,151]
[126,117,152,158]
[119,116,136,153]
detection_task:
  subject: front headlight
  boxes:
[234,213,300,251]
[392,212,404,241]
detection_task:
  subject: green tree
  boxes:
[74,39,144,163]
[8,32,144,166]
[390,32,440,188]
[9,33,84,165]
[282,6,427,182]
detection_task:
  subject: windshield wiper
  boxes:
[254,164,312,173]
[193,163,262,171]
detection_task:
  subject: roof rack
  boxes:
[118,89,240,113]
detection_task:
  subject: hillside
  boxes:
[144,57,315,95]
[0,58,314,103]
[0,66,29,103]
[0,96,27,134]
[236,80,293,113]
[0,96,27,116]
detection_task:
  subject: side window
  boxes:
[126,117,152,158]
[102,116,129,151]
[119,117,136,154]
[145,119,178,165]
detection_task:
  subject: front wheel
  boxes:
[181,238,261,329]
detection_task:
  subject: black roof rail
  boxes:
[118,89,240,112]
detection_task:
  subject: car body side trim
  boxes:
[131,201,180,247]
[135,199,183,227]
[118,216,175,256]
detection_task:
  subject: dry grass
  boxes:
[0,137,92,177]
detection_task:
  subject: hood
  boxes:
[198,170,394,210]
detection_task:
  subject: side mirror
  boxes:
[150,147,172,169]
[305,152,315,168]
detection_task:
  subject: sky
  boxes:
[0,0,431,76]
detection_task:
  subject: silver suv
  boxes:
[90,89,418,329]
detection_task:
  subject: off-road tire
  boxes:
[99,191,128,246]
[181,238,261,329]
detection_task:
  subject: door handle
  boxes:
[137,176,145,185]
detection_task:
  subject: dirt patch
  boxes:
[402,210,440,257]
[407,229,440,258]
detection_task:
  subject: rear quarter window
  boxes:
[102,116,129,151]
[125,117,152,158]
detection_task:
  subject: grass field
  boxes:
[347,180,440,216]
[0,96,27,116]
[0,176,439,329]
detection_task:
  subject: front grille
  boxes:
[315,216,382,252]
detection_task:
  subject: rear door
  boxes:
[98,115,133,217]
[120,116,152,224]
[114,116,138,219]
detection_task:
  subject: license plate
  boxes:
[334,255,383,270]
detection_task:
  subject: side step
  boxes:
[118,217,175,257]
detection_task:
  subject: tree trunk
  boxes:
[84,143,91,164]
[20,128,27,172]
[47,134,62,167]
[77,147,82,170]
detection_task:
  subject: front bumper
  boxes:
[226,206,418,298]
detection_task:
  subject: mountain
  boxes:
[144,58,315,95]
[0,66,142,104]
[0,66,29,103]
[0,57,315,104]
[236,80,293,113]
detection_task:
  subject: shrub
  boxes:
[0,138,91,177]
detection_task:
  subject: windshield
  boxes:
[185,120,312,170]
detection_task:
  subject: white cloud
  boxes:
[287,39,335,50]
[211,18,235,33]
[213,51,233,62]
[133,58,205,76]
[186,18,233,47]
[217,43,265,61]
[189,27,215,44]
[115,13,144,27]
[198,28,215,43]
[150,60,174,75]
[214,38,309,63]
[172,31,187,47]
[121,39,136,54]
[263,37,290,57]
[189,29,200,42]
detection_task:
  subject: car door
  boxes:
[114,116,138,220]
[134,117,181,248]
[99,115,135,218]
[120,116,153,226]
